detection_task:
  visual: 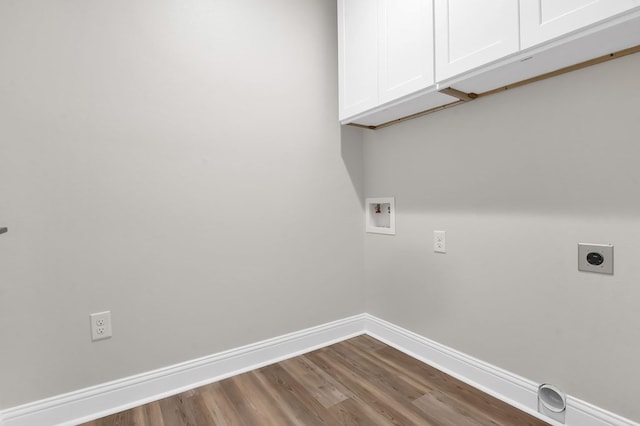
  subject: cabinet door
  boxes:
[378,0,435,104]
[520,0,640,49]
[434,0,519,81]
[338,0,379,120]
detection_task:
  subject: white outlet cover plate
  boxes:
[434,230,446,253]
[578,243,613,274]
[90,311,113,341]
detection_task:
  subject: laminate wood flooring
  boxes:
[81,335,549,426]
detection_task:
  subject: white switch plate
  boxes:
[90,311,112,341]
[434,230,446,253]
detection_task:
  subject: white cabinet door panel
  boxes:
[435,0,519,81]
[520,0,640,48]
[378,0,435,103]
[338,0,379,119]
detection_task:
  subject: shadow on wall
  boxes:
[362,53,640,217]
[341,125,365,208]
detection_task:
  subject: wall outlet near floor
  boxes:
[434,230,446,253]
[90,311,112,341]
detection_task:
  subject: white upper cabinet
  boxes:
[378,0,435,104]
[520,0,640,49]
[338,0,640,127]
[434,0,520,81]
[338,0,378,119]
[339,0,443,121]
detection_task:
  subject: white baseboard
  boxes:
[0,314,367,426]
[1,313,637,426]
[363,314,639,426]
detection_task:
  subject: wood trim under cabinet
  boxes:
[438,87,479,101]
[372,100,466,130]
[478,44,640,98]
[348,44,640,130]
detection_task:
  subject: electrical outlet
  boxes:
[90,311,112,341]
[434,230,446,253]
[578,243,613,274]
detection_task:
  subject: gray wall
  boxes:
[3,0,639,421]
[363,53,640,421]
[0,0,364,408]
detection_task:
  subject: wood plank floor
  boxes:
[81,336,549,426]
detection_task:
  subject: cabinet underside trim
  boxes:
[438,87,479,101]
[348,44,640,130]
[369,99,466,130]
[478,44,640,98]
